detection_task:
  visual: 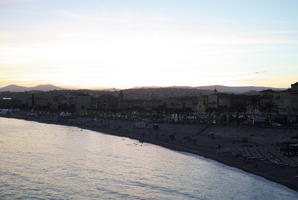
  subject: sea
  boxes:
[0,117,297,200]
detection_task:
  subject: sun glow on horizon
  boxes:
[0,0,298,88]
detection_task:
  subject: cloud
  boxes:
[255,71,266,74]
[254,30,298,35]
[0,0,37,4]
[55,10,172,24]
[1,9,298,88]
[231,74,297,88]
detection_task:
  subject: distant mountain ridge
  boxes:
[0,84,285,94]
[130,85,285,94]
[0,84,64,92]
[194,85,285,94]
[120,85,285,100]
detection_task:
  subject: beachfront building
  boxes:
[291,82,298,91]
[196,92,232,113]
[273,91,292,114]
[197,95,208,112]
[273,83,298,113]
[289,82,298,106]
[75,95,91,115]
[165,96,198,112]
[268,82,298,124]
[0,97,22,109]
[207,93,231,111]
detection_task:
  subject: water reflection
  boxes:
[0,118,297,200]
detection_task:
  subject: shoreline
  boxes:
[2,115,298,192]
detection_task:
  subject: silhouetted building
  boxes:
[291,82,298,92]
[75,95,91,115]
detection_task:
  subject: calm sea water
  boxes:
[0,118,297,200]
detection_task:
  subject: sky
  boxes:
[0,0,298,89]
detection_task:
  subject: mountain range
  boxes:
[0,84,285,93]
[120,85,286,100]
[0,84,64,92]
[193,85,285,94]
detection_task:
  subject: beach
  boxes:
[2,114,298,191]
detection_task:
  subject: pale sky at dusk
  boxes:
[0,0,298,89]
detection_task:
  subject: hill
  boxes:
[0,84,64,92]
[195,85,284,94]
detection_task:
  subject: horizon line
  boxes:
[0,83,290,91]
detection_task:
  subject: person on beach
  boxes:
[216,144,222,156]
